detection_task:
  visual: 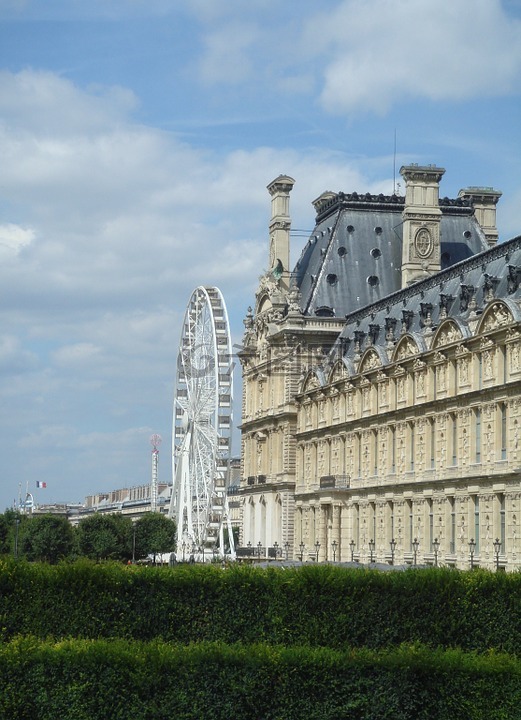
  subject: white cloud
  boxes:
[0,223,34,254]
[52,342,102,368]
[305,0,521,115]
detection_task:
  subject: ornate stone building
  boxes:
[238,165,521,570]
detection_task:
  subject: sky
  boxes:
[1,0,521,511]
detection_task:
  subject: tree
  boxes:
[133,513,177,563]
[75,513,133,562]
[19,514,74,563]
[0,510,24,556]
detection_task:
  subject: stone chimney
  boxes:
[400,164,445,287]
[267,175,295,291]
[458,186,502,247]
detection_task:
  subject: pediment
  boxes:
[477,300,516,334]
[359,348,383,373]
[301,370,321,393]
[328,359,347,384]
[432,319,464,348]
[392,335,420,362]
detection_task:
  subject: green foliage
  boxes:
[133,512,176,561]
[18,514,74,564]
[0,562,520,654]
[0,510,23,556]
[2,561,521,717]
[0,638,520,720]
[74,513,133,561]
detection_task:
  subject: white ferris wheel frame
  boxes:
[168,286,235,558]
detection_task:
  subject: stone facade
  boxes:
[238,164,521,570]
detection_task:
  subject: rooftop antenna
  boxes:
[150,434,162,513]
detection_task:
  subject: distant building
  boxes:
[238,165,521,570]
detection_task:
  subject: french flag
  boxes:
[36,481,47,489]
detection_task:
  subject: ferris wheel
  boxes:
[168,286,235,559]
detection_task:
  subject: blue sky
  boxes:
[1,0,521,510]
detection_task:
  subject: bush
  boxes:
[1,561,521,653]
[0,638,520,720]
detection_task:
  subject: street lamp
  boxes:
[299,541,305,561]
[468,538,476,569]
[14,518,20,560]
[284,541,290,560]
[432,537,440,567]
[257,541,262,560]
[493,537,502,571]
[332,540,337,562]
[350,539,355,562]
[412,537,419,566]
[389,538,396,566]
[247,541,252,559]
[369,538,375,563]
[314,540,320,561]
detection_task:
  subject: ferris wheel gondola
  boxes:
[168,286,235,558]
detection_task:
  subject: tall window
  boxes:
[474,496,480,554]
[449,497,456,554]
[390,425,396,474]
[410,422,415,472]
[500,403,507,460]
[451,413,458,466]
[428,499,434,552]
[370,502,376,543]
[475,407,482,463]
[354,503,360,546]
[430,417,436,469]
[499,494,506,554]
[407,499,413,551]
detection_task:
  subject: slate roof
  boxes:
[331,232,521,368]
[293,192,488,318]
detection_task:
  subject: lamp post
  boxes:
[284,541,290,560]
[389,538,396,566]
[257,541,262,560]
[299,541,305,561]
[468,538,476,570]
[369,538,375,564]
[14,517,20,560]
[314,540,320,562]
[350,539,355,562]
[433,537,440,567]
[412,537,419,566]
[247,541,252,559]
[332,540,337,562]
[493,537,501,571]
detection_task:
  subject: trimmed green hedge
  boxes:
[1,560,520,652]
[0,638,520,720]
